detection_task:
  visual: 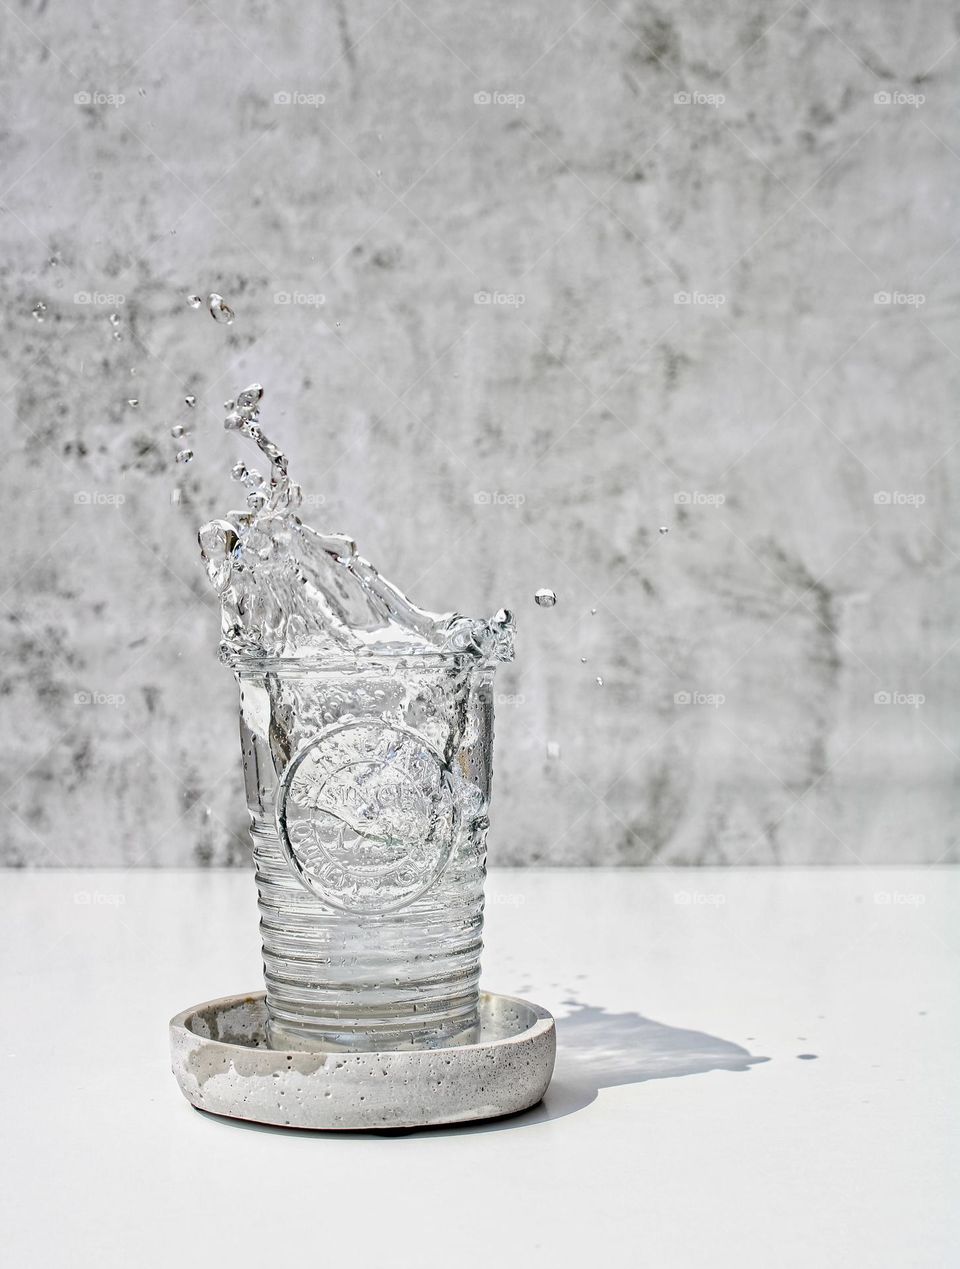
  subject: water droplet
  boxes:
[236,383,263,411]
[335,320,342,329]
[243,468,263,489]
[590,608,597,615]
[796,1053,818,1061]
[579,656,587,664]
[546,741,561,759]
[170,488,182,505]
[659,526,669,535]
[126,398,139,408]
[184,395,196,407]
[138,87,146,97]
[595,675,604,687]
[170,424,185,438]
[223,411,244,431]
[31,301,46,321]
[231,461,249,482]
[223,399,236,411]
[247,490,267,510]
[112,331,123,341]
[376,169,383,177]
[208,293,235,324]
[534,588,557,608]
[176,448,194,464]
[48,256,58,267]
[108,312,120,327]
[187,295,202,309]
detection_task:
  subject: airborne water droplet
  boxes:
[176,448,194,464]
[236,383,263,411]
[170,488,182,505]
[223,399,236,411]
[595,676,604,687]
[231,461,249,483]
[208,293,235,324]
[534,588,557,608]
[32,301,46,321]
[171,424,185,438]
[184,395,196,407]
[187,295,202,309]
[659,526,669,535]
[126,398,139,408]
[223,411,243,432]
[546,741,561,759]
[108,312,120,327]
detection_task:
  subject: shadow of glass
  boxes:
[533,1000,770,1123]
[194,999,768,1140]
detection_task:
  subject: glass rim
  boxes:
[223,646,502,675]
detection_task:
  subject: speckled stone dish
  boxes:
[170,990,556,1130]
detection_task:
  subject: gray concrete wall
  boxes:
[2,1,957,866]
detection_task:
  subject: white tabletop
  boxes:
[1,867,956,1268]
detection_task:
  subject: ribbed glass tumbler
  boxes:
[231,651,496,1052]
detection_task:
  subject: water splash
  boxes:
[208,293,235,324]
[199,384,515,666]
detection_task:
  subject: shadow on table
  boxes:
[196,999,768,1140]
[534,1000,769,1123]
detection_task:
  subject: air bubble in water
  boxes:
[184,395,196,407]
[187,295,202,309]
[171,424,185,438]
[176,448,194,464]
[32,301,46,321]
[534,588,557,608]
[126,398,139,408]
[208,293,235,324]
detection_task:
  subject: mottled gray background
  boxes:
[2,1,957,867]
